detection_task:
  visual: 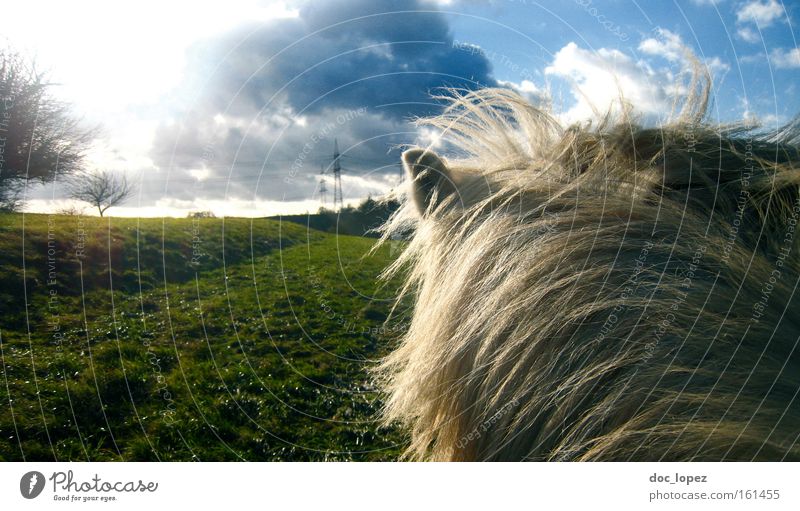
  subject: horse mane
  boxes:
[375,67,800,461]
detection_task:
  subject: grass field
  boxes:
[0,212,408,461]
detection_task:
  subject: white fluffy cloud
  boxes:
[545,30,728,124]
[545,42,670,123]
[736,0,784,27]
[639,28,685,62]
[770,48,800,69]
[737,26,761,43]
[735,0,785,44]
[639,28,729,78]
[705,56,731,75]
[497,79,552,107]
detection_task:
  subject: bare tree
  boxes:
[0,48,97,210]
[69,170,132,216]
[56,203,86,216]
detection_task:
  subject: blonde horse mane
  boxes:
[375,67,800,461]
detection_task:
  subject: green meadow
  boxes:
[0,212,408,461]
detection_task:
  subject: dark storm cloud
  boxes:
[150,0,496,204]
[199,0,495,119]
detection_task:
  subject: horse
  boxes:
[376,76,800,461]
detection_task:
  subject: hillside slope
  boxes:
[0,213,407,460]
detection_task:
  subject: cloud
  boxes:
[545,31,729,124]
[497,79,551,107]
[736,26,761,43]
[192,0,495,122]
[736,0,784,27]
[639,29,729,80]
[743,48,800,69]
[545,42,672,123]
[146,0,496,210]
[638,28,729,77]
[738,52,766,64]
[639,28,685,62]
[736,94,788,128]
[0,0,300,115]
[770,48,800,69]
[22,197,347,218]
[704,56,731,76]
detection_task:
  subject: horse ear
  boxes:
[402,148,458,216]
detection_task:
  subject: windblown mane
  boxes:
[376,74,800,461]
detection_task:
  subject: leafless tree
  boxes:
[56,203,86,216]
[69,170,132,216]
[0,48,97,210]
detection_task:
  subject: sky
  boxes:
[2,0,798,217]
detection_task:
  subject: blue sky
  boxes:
[445,0,798,123]
[2,0,798,217]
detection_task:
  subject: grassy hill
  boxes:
[0,212,408,460]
